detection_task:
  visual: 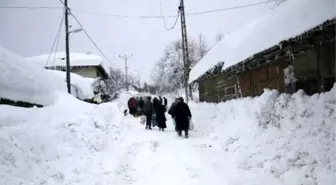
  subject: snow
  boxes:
[26,52,103,68]
[0,46,65,105]
[1,83,335,184]
[48,70,95,100]
[26,52,110,76]
[188,86,336,184]
[0,92,131,185]
[189,0,336,83]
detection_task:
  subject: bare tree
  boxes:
[152,35,209,96]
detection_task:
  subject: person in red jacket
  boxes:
[128,97,136,116]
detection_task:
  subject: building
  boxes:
[26,52,109,79]
[189,0,335,103]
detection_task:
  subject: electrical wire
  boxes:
[45,12,64,67]
[70,0,277,19]
[0,6,62,9]
[160,0,180,31]
[187,0,276,16]
[1,0,277,18]
[69,13,114,66]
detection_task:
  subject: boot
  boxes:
[178,130,182,137]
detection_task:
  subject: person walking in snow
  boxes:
[152,97,160,128]
[163,97,168,111]
[159,96,163,105]
[173,97,192,138]
[128,97,136,116]
[154,98,167,131]
[139,97,144,115]
[168,98,179,131]
[143,96,153,130]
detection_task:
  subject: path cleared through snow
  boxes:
[112,116,229,185]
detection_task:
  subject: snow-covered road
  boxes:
[111,116,232,185]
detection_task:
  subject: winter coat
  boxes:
[173,102,192,130]
[168,101,178,117]
[163,98,168,107]
[155,104,167,129]
[128,98,136,108]
[153,98,159,112]
[139,99,144,108]
[143,100,153,115]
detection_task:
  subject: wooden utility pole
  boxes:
[179,0,190,103]
[119,54,133,91]
[64,0,71,94]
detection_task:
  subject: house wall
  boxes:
[199,76,217,103]
[198,39,335,103]
[319,40,335,91]
[71,67,103,79]
[200,22,336,102]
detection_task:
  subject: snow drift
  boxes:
[0,92,131,185]
[190,87,336,184]
[0,46,65,105]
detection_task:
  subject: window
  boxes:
[224,85,237,95]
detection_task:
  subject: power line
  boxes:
[51,17,63,68]
[0,6,62,9]
[1,0,276,17]
[187,0,276,15]
[160,1,180,31]
[69,13,114,66]
[46,13,64,67]
[71,0,276,19]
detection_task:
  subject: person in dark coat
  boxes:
[139,97,144,115]
[163,97,168,110]
[173,97,192,138]
[154,101,167,131]
[159,96,163,105]
[153,97,159,112]
[168,98,179,132]
[143,96,153,130]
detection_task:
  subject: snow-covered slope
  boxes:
[189,87,336,184]
[0,46,65,105]
[49,70,95,100]
[189,0,336,83]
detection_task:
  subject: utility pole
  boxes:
[64,0,71,94]
[119,54,133,91]
[179,0,190,103]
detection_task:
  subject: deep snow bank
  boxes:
[190,87,336,184]
[0,92,129,185]
[0,46,65,105]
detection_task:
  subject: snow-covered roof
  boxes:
[26,52,111,77]
[0,46,65,105]
[48,70,95,100]
[189,0,336,83]
[26,52,103,67]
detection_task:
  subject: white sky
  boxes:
[0,0,275,83]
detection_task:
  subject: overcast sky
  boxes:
[0,0,275,83]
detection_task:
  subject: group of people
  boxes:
[127,95,192,138]
[143,96,168,131]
